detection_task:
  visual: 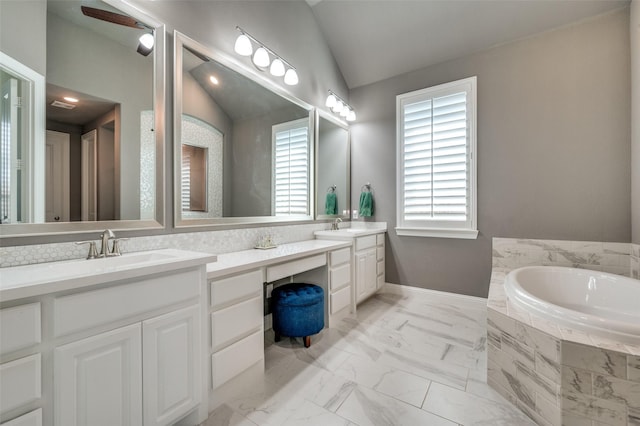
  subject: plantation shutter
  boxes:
[273,119,309,216]
[403,92,468,221]
[396,76,477,238]
[181,148,191,212]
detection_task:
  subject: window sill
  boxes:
[395,227,479,240]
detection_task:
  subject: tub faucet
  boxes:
[331,217,342,230]
[99,229,116,257]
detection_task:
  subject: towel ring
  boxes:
[327,185,337,193]
[361,183,372,192]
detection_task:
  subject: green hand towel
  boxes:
[359,191,373,217]
[325,192,337,215]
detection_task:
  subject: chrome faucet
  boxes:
[331,217,343,231]
[99,229,116,257]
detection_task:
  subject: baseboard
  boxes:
[381,282,487,305]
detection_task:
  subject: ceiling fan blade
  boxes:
[81,6,143,29]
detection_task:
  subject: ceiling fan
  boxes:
[80,5,146,29]
[80,5,154,55]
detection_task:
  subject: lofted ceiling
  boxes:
[307,0,630,89]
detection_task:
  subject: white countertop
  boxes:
[314,222,387,240]
[0,249,217,302]
[207,239,351,279]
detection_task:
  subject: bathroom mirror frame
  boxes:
[315,109,351,220]
[0,0,166,238]
[173,31,315,228]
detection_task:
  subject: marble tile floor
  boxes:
[201,286,536,426]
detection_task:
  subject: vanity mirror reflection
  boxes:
[0,0,165,237]
[316,111,350,219]
[174,31,314,227]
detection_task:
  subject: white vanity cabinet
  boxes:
[328,247,352,317]
[355,236,378,303]
[0,303,42,426]
[208,269,264,391]
[53,271,203,426]
[315,227,386,305]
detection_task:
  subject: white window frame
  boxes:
[395,76,478,239]
[271,118,310,216]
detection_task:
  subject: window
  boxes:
[396,76,477,239]
[272,118,310,216]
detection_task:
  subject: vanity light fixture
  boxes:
[234,26,299,86]
[137,33,154,56]
[326,90,356,122]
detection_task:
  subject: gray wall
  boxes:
[632,0,640,244]
[0,0,47,76]
[349,8,631,297]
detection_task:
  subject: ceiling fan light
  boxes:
[252,47,270,69]
[269,58,286,77]
[284,68,299,85]
[137,33,154,56]
[234,34,253,56]
[326,94,336,108]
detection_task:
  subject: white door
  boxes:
[355,251,367,302]
[81,130,97,221]
[364,249,377,295]
[54,324,143,426]
[142,305,201,426]
[45,130,69,222]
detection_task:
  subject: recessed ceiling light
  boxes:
[63,96,79,103]
[209,75,219,85]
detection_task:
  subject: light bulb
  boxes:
[332,100,344,113]
[347,110,356,122]
[326,94,336,108]
[284,68,299,85]
[139,33,154,49]
[234,34,253,56]
[269,58,285,77]
[252,47,270,68]
[340,106,349,117]
[209,75,219,85]
[63,96,79,103]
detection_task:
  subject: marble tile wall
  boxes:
[492,237,631,277]
[0,223,330,268]
[488,308,640,425]
[487,308,562,425]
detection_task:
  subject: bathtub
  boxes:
[505,266,640,345]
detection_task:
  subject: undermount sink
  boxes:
[0,249,217,302]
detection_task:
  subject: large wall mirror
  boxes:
[0,0,165,237]
[316,111,350,220]
[174,31,314,227]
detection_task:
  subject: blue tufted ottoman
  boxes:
[272,283,324,348]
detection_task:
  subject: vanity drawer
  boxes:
[330,248,351,266]
[54,269,200,337]
[377,260,385,276]
[0,354,41,415]
[1,303,41,355]
[330,263,350,291]
[211,296,262,351]
[210,269,262,310]
[376,234,385,245]
[266,254,326,282]
[211,330,263,389]
[2,409,42,426]
[330,285,350,314]
[356,235,376,251]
